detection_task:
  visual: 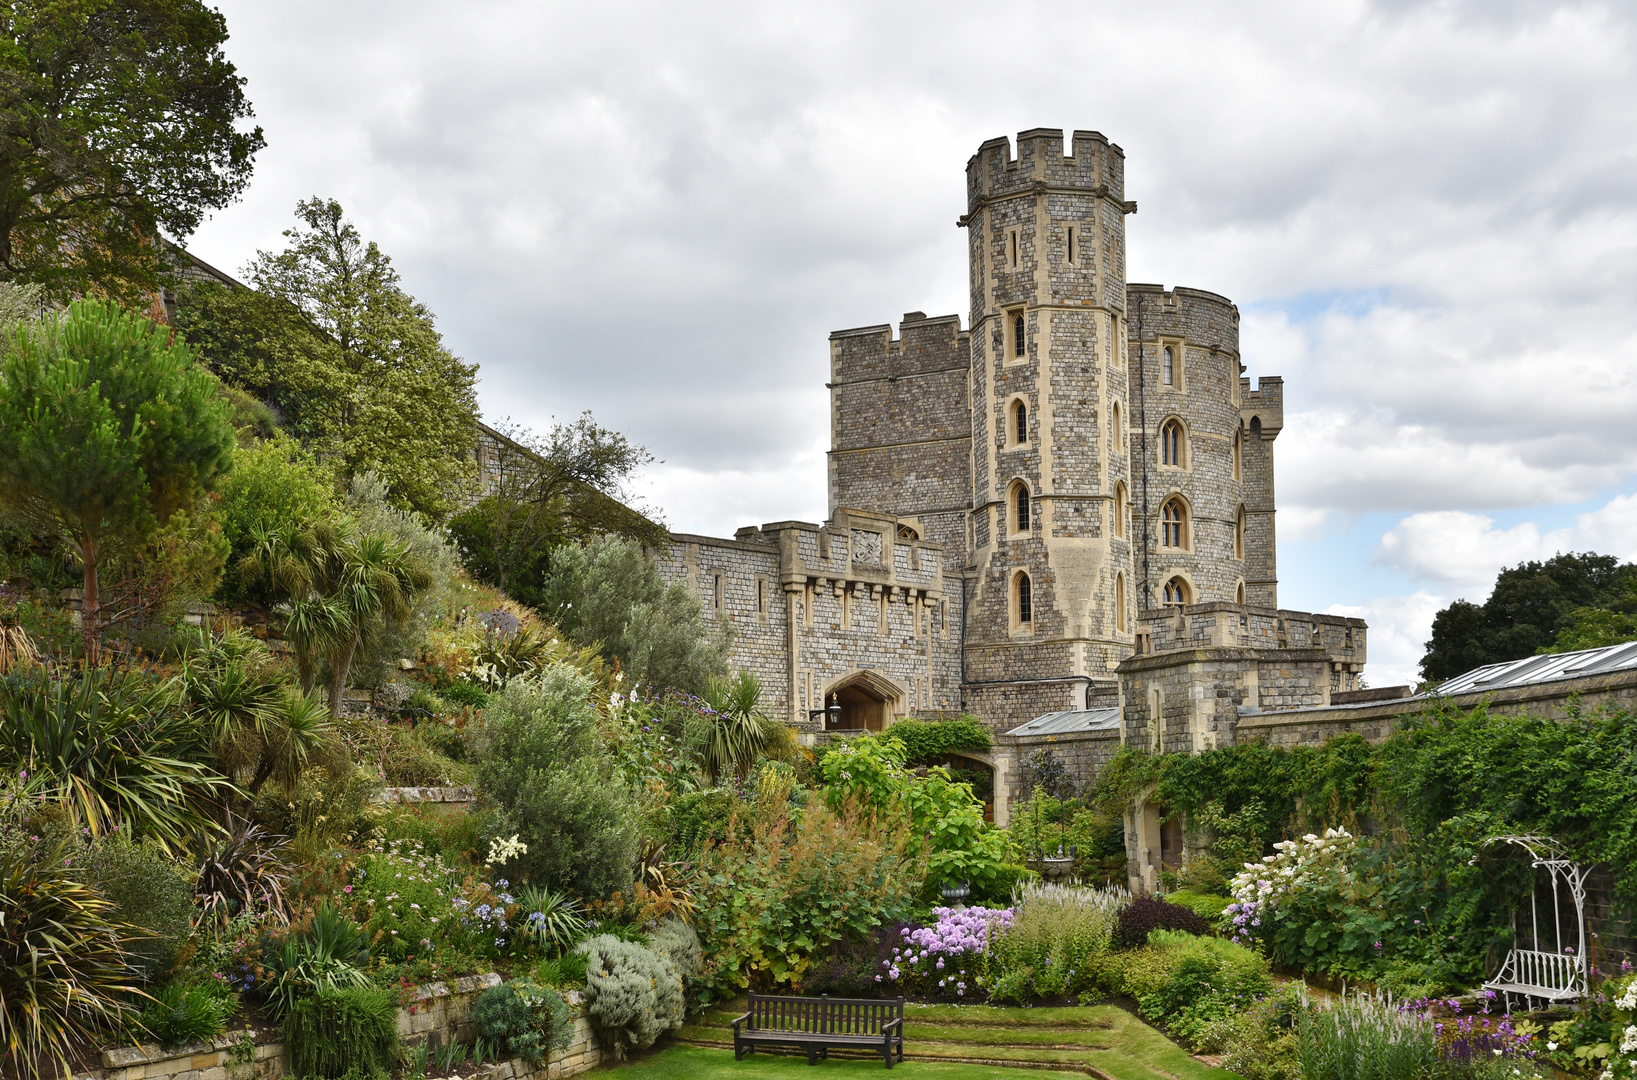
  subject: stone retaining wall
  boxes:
[377,786,475,804]
[82,976,602,1080]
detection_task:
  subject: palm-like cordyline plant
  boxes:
[322,532,433,716]
[0,836,142,1079]
[189,814,291,924]
[0,669,230,845]
[700,670,769,782]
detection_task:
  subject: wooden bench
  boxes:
[1482,947,1586,1012]
[732,993,905,1068]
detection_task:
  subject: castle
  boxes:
[657,128,1375,880]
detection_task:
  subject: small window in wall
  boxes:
[1233,432,1242,480]
[1112,401,1123,446]
[757,579,766,613]
[1011,481,1031,536]
[1162,345,1176,386]
[1007,227,1020,268]
[897,525,919,541]
[1115,571,1127,631]
[712,573,723,611]
[1161,498,1187,548]
[1163,577,1190,606]
[1066,224,1077,266]
[1016,571,1033,625]
[1235,506,1246,560]
[1113,482,1127,539]
[1013,400,1028,445]
[1161,419,1185,467]
[1236,581,1246,605]
[1012,312,1026,359]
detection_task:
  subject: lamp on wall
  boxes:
[807,695,843,727]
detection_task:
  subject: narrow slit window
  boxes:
[1162,345,1175,386]
[757,579,765,612]
[1013,313,1026,358]
[1067,225,1076,265]
[1113,482,1127,538]
[1017,573,1032,624]
[1009,231,1019,267]
[1014,400,1028,444]
[1014,483,1031,534]
[1115,572,1127,632]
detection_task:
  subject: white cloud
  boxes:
[1324,591,1447,689]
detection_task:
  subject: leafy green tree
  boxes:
[215,433,340,601]
[0,300,234,662]
[1538,606,1637,654]
[177,198,479,518]
[449,415,662,605]
[1419,552,1637,683]
[0,0,263,303]
[540,535,728,693]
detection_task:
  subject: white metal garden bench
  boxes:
[1478,836,1590,1013]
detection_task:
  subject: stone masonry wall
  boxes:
[998,729,1121,808]
[658,533,789,717]
[84,977,604,1080]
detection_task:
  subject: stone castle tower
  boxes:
[661,128,1364,812]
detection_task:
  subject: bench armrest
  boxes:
[882,1018,903,1032]
[732,1011,752,1033]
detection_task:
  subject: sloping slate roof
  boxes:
[1434,640,1637,695]
[1004,707,1122,738]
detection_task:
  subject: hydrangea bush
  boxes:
[1225,828,1363,964]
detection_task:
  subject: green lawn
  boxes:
[654,1000,1239,1080]
[605,1044,1085,1079]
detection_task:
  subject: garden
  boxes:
[4,297,1637,1080]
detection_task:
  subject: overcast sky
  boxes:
[188,0,1637,687]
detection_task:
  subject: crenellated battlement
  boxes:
[1241,376,1283,436]
[964,128,1128,218]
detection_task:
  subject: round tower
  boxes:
[959,128,1137,724]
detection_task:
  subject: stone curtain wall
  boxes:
[998,728,1121,808]
[82,976,604,1080]
[659,534,789,716]
[827,314,972,554]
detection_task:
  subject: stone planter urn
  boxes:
[940,879,971,903]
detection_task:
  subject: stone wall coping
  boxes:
[1241,666,1637,732]
[1117,646,1330,673]
[997,728,1119,747]
[100,1026,266,1069]
[407,970,503,1002]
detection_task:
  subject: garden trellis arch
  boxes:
[1476,834,1590,1012]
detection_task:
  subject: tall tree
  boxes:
[0,300,234,662]
[176,198,479,519]
[0,0,263,303]
[449,414,662,605]
[1419,552,1637,683]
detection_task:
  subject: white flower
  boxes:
[486,834,529,865]
[1621,1026,1637,1054]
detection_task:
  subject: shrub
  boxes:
[344,838,515,966]
[139,979,236,1047]
[1200,985,1303,1080]
[471,978,573,1062]
[535,951,590,990]
[215,434,340,603]
[540,535,728,693]
[668,789,736,852]
[691,798,919,1002]
[649,919,702,981]
[576,934,684,1058]
[882,906,1008,1000]
[472,667,642,898]
[284,985,397,1079]
[984,883,1126,1002]
[0,834,139,1078]
[1165,889,1232,922]
[1112,894,1211,948]
[1134,931,1272,1048]
[81,834,198,981]
[376,804,481,866]
[438,682,490,710]
[261,903,373,1021]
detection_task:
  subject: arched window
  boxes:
[1016,572,1033,625]
[1161,497,1187,548]
[1013,313,1026,358]
[1234,505,1246,559]
[1013,399,1028,445]
[1236,581,1246,605]
[1161,419,1185,467]
[1163,577,1190,607]
[1115,572,1127,632]
[1112,482,1127,538]
[897,525,919,541]
[1162,345,1176,386]
[1112,401,1123,446]
[1011,481,1031,535]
